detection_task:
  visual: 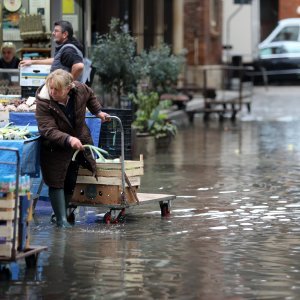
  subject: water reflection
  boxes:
[3,114,300,298]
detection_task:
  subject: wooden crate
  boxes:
[0,221,14,239]
[0,192,17,257]
[72,183,139,205]
[0,193,18,221]
[72,156,143,205]
[78,155,144,177]
[0,243,13,257]
[76,175,140,186]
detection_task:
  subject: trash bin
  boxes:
[230,55,243,89]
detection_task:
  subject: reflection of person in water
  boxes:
[0,42,20,69]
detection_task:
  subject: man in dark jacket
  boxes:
[35,69,110,227]
[20,20,84,81]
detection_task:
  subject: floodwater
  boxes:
[2,86,300,299]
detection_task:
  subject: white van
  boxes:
[254,18,300,83]
[259,18,300,48]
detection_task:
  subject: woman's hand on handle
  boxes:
[97,111,110,123]
[69,136,84,151]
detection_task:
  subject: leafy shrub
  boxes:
[131,91,177,139]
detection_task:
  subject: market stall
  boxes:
[9,112,101,146]
[7,113,101,202]
[0,145,46,276]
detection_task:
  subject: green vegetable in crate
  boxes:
[72,145,110,163]
[0,123,33,140]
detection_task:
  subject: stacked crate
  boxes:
[100,109,133,159]
[72,155,144,205]
[0,192,17,257]
[0,192,32,258]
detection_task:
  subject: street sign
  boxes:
[234,0,252,4]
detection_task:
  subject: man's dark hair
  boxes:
[54,20,73,39]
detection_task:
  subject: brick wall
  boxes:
[279,0,300,19]
[184,0,222,66]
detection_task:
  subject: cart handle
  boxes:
[104,116,126,202]
[84,115,126,204]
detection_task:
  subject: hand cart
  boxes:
[69,115,176,224]
[0,147,47,279]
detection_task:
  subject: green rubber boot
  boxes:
[49,188,72,228]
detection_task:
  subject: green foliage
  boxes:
[92,18,146,104]
[92,18,186,110]
[140,44,185,94]
[131,92,177,139]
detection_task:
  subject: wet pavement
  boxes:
[2,86,300,299]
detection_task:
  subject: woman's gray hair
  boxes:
[46,69,74,90]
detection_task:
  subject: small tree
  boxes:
[140,44,186,95]
[92,18,145,107]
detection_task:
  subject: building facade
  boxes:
[85,0,223,86]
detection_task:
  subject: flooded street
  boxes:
[3,86,300,299]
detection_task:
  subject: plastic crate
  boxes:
[21,86,38,98]
[99,109,133,159]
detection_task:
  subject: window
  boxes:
[273,26,299,42]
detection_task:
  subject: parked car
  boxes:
[253,41,300,84]
[253,18,300,84]
[259,18,300,47]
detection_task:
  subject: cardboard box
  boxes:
[20,64,51,87]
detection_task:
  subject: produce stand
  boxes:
[69,116,176,224]
[0,147,47,279]
[9,112,101,147]
[8,112,102,203]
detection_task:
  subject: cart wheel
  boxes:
[103,212,111,224]
[25,254,38,268]
[160,203,170,217]
[114,208,126,224]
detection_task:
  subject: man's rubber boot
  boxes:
[49,188,72,228]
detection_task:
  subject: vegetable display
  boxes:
[0,123,34,140]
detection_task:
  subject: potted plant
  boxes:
[131,91,177,157]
